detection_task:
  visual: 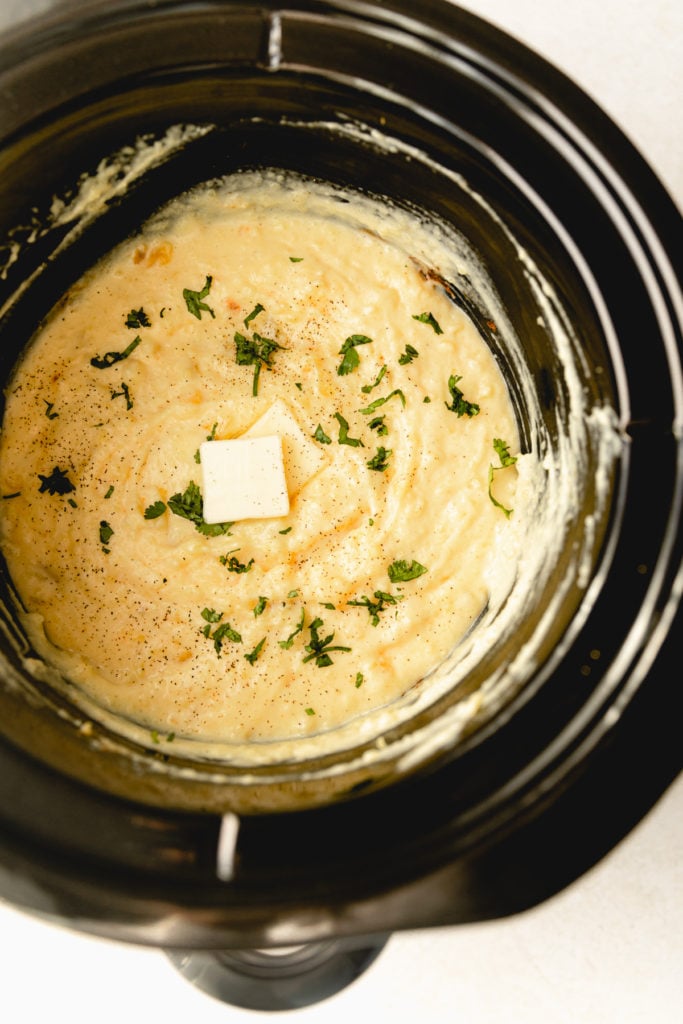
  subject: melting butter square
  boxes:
[200,436,289,523]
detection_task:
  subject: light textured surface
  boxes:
[0,1,681,1021]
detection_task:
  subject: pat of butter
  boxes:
[200,435,289,523]
[244,399,327,495]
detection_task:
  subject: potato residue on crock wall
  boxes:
[0,171,528,751]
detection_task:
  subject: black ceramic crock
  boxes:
[0,1,680,1000]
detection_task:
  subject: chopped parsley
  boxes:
[234,330,285,397]
[243,302,265,329]
[104,485,115,499]
[367,446,392,472]
[488,437,518,518]
[368,415,388,436]
[279,607,305,649]
[313,423,332,444]
[355,672,364,688]
[303,617,351,668]
[398,344,419,365]
[334,412,364,447]
[279,526,292,535]
[361,364,387,393]
[90,335,141,369]
[305,707,316,716]
[167,481,233,536]
[289,256,304,262]
[144,500,166,520]
[125,308,151,329]
[359,389,406,416]
[44,400,58,419]
[111,382,133,410]
[200,608,241,656]
[337,334,374,376]
[445,374,479,417]
[99,520,113,552]
[219,550,254,574]
[253,596,268,617]
[413,311,443,334]
[245,637,266,665]
[38,467,75,496]
[183,275,215,320]
[388,559,428,583]
[347,590,401,626]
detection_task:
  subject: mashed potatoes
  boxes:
[0,172,524,748]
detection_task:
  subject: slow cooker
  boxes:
[0,0,680,1012]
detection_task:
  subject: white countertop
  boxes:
[0,1,681,1021]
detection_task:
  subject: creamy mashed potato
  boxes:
[0,172,524,747]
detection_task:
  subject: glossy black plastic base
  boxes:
[166,934,390,1011]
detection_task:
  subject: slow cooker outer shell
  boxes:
[0,0,681,945]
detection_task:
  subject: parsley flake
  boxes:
[44,400,58,419]
[253,596,268,617]
[168,481,232,536]
[279,607,305,649]
[234,330,285,397]
[367,446,392,472]
[361,365,387,393]
[388,559,428,583]
[125,308,151,329]
[334,412,364,447]
[91,335,141,369]
[359,389,406,416]
[144,500,166,520]
[111,381,133,410]
[245,637,266,665]
[303,617,351,668]
[337,334,374,376]
[488,437,518,518]
[38,467,75,496]
[313,424,332,445]
[399,344,419,364]
[445,374,480,417]
[347,590,402,626]
[219,550,254,574]
[413,311,443,334]
[183,276,215,319]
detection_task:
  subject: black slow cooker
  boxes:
[0,0,680,1011]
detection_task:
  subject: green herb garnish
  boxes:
[313,423,332,444]
[337,334,374,376]
[245,637,266,665]
[44,400,58,420]
[279,607,305,649]
[144,500,166,520]
[125,308,151,329]
[367,446,392,472]
[168,481,232,536]
[200,608,241,656]
[361,365,387,393]
[243,302,265,329]
[104,485,114,499]
[368,415,388,436]
[183,276,215,320]
[111,382,133,410]
[219,550,254,574]
[388,559,428,583]
[347,590,401,626]
[445,374,479,417]
[303,617,351,668]
[253,596,268,617]
[355,672,364,688]
[488,437,518,518]
[359,389,406,416]
[334,412,364,447]
[38,467,75,496]
[412,311,443,334]
[305,707,316,716]
[398,344,419,365]
[234,331,285,397]
[99,520,114,550]
[91,335,141,369]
